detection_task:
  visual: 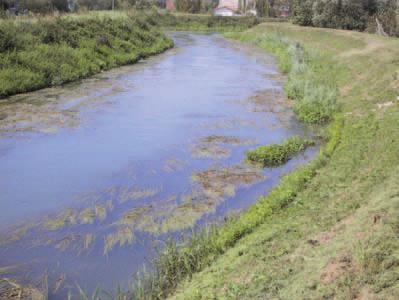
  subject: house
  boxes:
[278,5,291,18]
[166,0,175,10]
[217,0,240,12]
[214,6,236,16]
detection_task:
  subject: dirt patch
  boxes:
[312,215,355,245]
[355,286,378,300]
[339,37,386,58]
[321,254,355,284]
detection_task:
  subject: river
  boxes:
[0,33,316,298]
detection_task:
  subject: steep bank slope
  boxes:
[169,23,399,299]
[0,12,173,98]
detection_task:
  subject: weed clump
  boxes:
[246,136,315,167]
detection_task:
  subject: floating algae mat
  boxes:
[0,33,317,298]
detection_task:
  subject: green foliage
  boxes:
[246,136,315,167]
[154,11,259,32]
[0,14,173,98]
[293,0,399,36]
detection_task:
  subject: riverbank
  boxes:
[139,23,399,299]
[0,11,265,100]
[0,11,173,98]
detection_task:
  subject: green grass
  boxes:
[0,11,173,98]
[246,136,315,167]
[167,23,399,299]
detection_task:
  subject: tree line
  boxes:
[293,0,399,36]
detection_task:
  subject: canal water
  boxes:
[0,33,316,298]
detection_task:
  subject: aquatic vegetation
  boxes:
[163,158,186,173]
[45,209,77,230]
[79,208,96,225]
[190,143,231,159]
[119,206,152,226]
[199,135,256,146]
[191,135,258,160]
[246,136,315,167]
[192,165,265,199]
[104,227,135,256]
[0,224,32,246]
[160,199,216,233]
[55,234,80,251]
[94,205,107,221]
[204,118,262,130]
[118,187,160,204]
[83,234,96,251]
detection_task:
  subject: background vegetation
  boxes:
[293,0,399,36]
[154,11,259,31]
[0,12,173,98]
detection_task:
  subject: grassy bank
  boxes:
[0,12,173,98]
[167,24,399,299]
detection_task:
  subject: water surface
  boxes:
[0,33,316,298]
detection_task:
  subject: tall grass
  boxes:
[0,12,173,98]
[225,31,339,124]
